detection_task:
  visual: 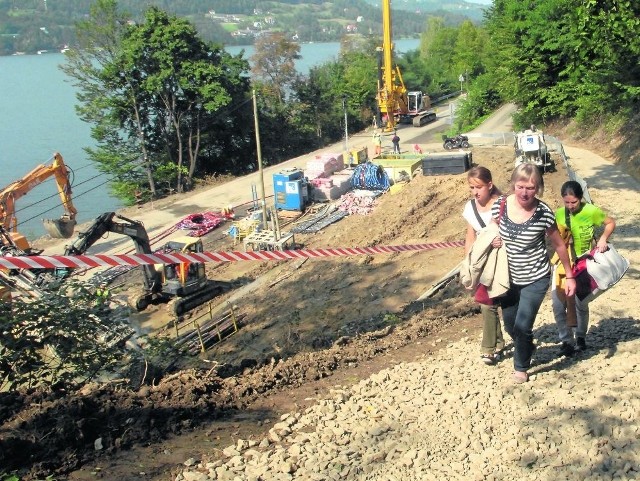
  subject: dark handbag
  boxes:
[572,256,597,301]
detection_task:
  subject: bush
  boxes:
[0,281,137,392]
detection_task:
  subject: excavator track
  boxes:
[172,281,227,317]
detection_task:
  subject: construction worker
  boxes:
[222,205,235,219]
[392,131,401,154]
[372,130,382,156]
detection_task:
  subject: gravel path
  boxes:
[177,144,640,481]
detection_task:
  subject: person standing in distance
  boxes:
[372,130,382,156]
[462,167,504,365]
[552,180,616,356]
[391,131,401,154]
[491,164,575,383]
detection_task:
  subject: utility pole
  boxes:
[252,90,268,230]
[342,95,349,152]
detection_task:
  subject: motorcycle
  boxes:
[442,134,470,150]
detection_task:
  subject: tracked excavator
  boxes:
[61,212,224,316]
[0,152,78,254]
[375,0,436,131]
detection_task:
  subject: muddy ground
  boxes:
[0,145,571,480]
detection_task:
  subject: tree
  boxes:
[568,0,640,121]
[397,49,433,95]
[452,20,487,83]
[340,49,378,124]
[290,42,374,151]
[419,17,459,93]
[251,32,301,103]
[62,1,251,201]
[60,0,149,201]
[118,7,249,192]
[483,0,640,127]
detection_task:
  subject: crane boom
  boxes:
[375,0,434,132]
[376,0,407,132]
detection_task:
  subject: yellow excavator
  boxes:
[0,152,77,254]
[376,0,435,131]
[62,212,225,316]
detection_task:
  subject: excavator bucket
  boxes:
[43,217,76,239]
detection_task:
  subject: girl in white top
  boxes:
[462,166,504,365]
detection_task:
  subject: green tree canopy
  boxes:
[483,0,640,127]
[251,32,301,103]
[62,0,251,201]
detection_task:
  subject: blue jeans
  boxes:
[501,276,550,372]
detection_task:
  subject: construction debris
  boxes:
[338,190,382,215]
[176,211,233,237]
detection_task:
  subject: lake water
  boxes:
[226,37,421,74]
[0,39,420,240]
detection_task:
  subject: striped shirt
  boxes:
[492,195,555,285]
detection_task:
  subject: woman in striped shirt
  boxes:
[491,164,575,383]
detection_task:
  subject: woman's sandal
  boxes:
[513,371,529,384]
[481,354,496,365]
[481,350,504,365]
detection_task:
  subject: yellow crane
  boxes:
[376,0,435,131]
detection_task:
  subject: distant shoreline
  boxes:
[5,36,422,58]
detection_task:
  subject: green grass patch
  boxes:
[221,23,239,33]
[7,9,38,18]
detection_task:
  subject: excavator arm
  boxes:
[61,212,161,294]
[64,212,117,256]
[0,152,78,252]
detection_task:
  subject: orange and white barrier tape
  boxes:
[0,241,465,271]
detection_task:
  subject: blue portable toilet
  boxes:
[273,168,308,211]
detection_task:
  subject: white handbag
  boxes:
[586,244,630,291]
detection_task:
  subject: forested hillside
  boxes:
[0,0,483,55]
